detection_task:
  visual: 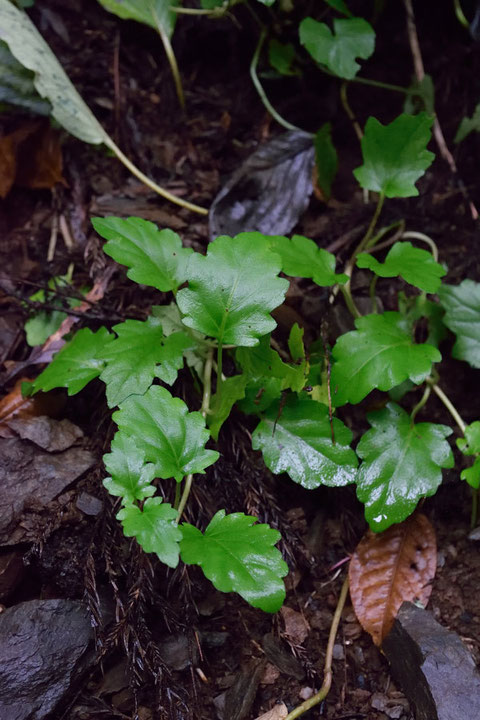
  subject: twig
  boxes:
[403,0,478,220]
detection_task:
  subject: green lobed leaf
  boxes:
[98,317,192,407]
[314,123,338,201]
[330,312,441,406]
[180,510,288,613]
[455,103,480,143]
[112,385,219,482]
[0,0,108,144]
[457,421,480,490]
[151,302,206,376]
[438,280,480,368]
[252,395,358,489]
[398,292,447,350]
[103,434,156,504]
[32,327,113,395]
[299,16,375,80]
[176,233,288,347]
[97,0,177,38]
[268,39,298,76]
[236,335,307,393]
[353,113,435,197]
[270,234,347,286]
[92,217,193,293]
[356,242,446,293]
[208,374,248,441]
[356,403,453,531]
[117,497,181,568]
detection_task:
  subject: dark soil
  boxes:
[1,1,480,719]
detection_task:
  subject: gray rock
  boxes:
[0,599,93,720]
[382,602,480,720]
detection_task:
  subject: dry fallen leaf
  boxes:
[349,513,436,646]
[0,377,63,438]
[254,702,288,720]
[280,606,310,645]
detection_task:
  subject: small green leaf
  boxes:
[268,39,298,76]
[177,233,288,347]
[324,0,352,16]
[299,16,375,80]
[455,104,480,143]
[438,280,480,368]
[208,375,248,441]
[113,385,219,481]
[92,217,193,293]
[314,123,338,200]
[237,376,285,415]
[270,234,347,286]
[32,327,113,395]
[398,292,447,349]
[353,113,435,197]
[151,302,205,376]
[461,459,480,489]
[117,497,181,568]
[97,0,177,38]
[356,242,446,293]
[356,403,453,531]
[252,395,358,489]
[98,317,192,407]
[180,510,288,613]
[288,323,305,363]
[457,421,480,455]
[103,434,156,504]
[236,335,306,393]
[404,74,435,116]
[330,312,441,406]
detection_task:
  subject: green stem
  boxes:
[174,481,182,509]
[410,383,432,424]
[453,0,470,29]
[175,348,214,522]
[401,230,439,262]
[318,63,412,95]
[285,575,350,720]
[104,137,208,215]
[250,30,306,133]
[428,380,466,434]
[340,283,361,319]
[215,342,224,408]
[340,81,363,143]
[154,14,185,109]
[369,274,379,313]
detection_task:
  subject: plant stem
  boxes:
[284,575,350,720]
[356,192,386,255]
[453,0,470,29]
[175,348,214,522]
[400,231,439,262]
[154,15,185,109]
[428,381,466,435]
[410,383,432,424]
[104,138,208,215]
[340,283,361,319]
[471,489,478,529]
[340,81,363,143]
[250,30,306,133]
[215,342,224,408]
[174,481,182,509]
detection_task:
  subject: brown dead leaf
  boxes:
[280,606,310,645]
[0,121,65,199]
[254,703,288,720]
[349,513,436,646]
[0,378,64,438]
[15,122,65,190]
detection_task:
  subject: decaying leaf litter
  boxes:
[1,1,480,719]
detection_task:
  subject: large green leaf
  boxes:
[251,395,358,489]
[330,312,440,406]
[32,327,113,395]
[97,0,176,38]
[0,38,50,114]
[92,217,193,293]
[180,510,288,613]
[356,241,446,293]
[112,385,219,481]
[270,234,347,286]
[356,403,453,531]
[103,434,156,504]
[438,280,480,368]
[176,233,288,347]
[299,16,375,80]
[117,497,181,567]
[98,317,192,407]
[353,113,435,197]
[0,0,108,144]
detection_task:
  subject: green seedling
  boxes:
[29,109,480,613]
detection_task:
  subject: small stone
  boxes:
[332,643,344,661]
[76,492,103,516]
[298,686,314,700]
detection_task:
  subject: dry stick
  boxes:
[284,575,350,720]
[403,0,478,220]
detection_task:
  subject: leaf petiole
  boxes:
[427,379,466,434]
